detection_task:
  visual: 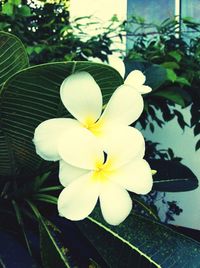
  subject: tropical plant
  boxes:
[0,31,199,268]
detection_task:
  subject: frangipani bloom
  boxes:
[108,55,152,94]
[89,55,152,94]
[57,127,153,225]
[33,71,145,161]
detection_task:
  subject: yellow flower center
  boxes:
[83,117,104,136]
[92,159,114,182]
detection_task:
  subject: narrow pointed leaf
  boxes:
[149,159,199,192]
[39,217,71,268]
[26,201,73,268]
[132,195,159,220]
[12,200,32,256]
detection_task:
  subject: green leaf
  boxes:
[152,87,189,107]
[132,195,159,220]
[195,140,200,151]
[161,61,179,69]
[0,32,29,177]
[176,76,191,86]
[26,200,72,268]
[34,46,43,54]
[0,32,29,86]
[18,5,31,17]
[38,186,63,193]
[0,130,15,177]
[77,207,200,268]
[183,16,200,24]
[12,200,32,255]
[33,171,51,190]
[166,68,177,82]
[0,256,6,268]
[174,110,189,129]
[145,64,167,90]
[33,193,58,205]
[149,159,199,192]
[39,217,71,268]
[2,3,13,16]
[124,59,167,90]
[168,51,182,62]
[0,62,123,177]
[8,0,21,5]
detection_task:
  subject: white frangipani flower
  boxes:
[33,71,144,161]
[57,127,152,225]
[108,55,152,94]
[89,56,152,94]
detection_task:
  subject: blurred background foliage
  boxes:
[0,0,115,63]
[126,16,200,151]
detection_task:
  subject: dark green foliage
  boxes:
[126,17,200,150]
[0,0,115,64]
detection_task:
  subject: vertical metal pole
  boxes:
[179,0,182,37]
[175,0,181,38]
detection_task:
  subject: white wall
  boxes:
[70,0,127,53]
[70,0,127,20]
[141,106,200,230]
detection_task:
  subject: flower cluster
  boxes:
[33,67,153,225]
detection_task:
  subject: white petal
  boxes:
[124,70,146,87]
[102,126,145,169]
[100,182,132,225]
[58,127,104,170]
[139,85,152,94]
[108,55,125,78]
[59,160,90,187]
[60,72,102,125]
[110,159,153,195]
[33,118,80,161]
[88,57,104,64]
[100,84,144,125]
[58,173,100,221]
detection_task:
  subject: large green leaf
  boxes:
[78,207,200,268]
[0,62,123,177]
[0,130,16,177]
[150,159,199,192]
[0,31,29,86]
[0,31,29,177]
